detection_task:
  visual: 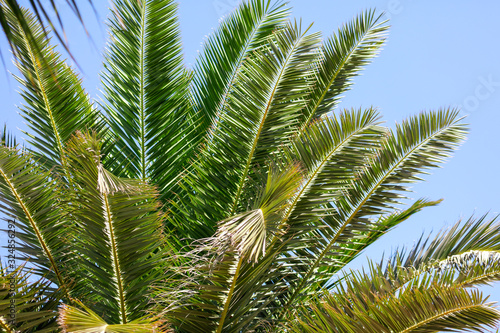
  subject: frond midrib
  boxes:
[102,193,128,324]
[139,0,147,182]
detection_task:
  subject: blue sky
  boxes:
[2,0,500,305]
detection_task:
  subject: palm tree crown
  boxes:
[0,0,499,332]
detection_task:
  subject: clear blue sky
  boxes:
[2,0,500,305]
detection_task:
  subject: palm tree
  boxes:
[1,0,499,332]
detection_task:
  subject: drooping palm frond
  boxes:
[279,109,467,310]
[381,214,500,291]
[64,131,166,324]
[284,215,500,332]
[191,0,290,137]
[299,9,388,128]
[287,284,500,332]
[2,3,100,173]
[102,0,194,201]
[0,264,57,332]
[0,146,73,301]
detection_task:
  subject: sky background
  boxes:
[2,0,499,310]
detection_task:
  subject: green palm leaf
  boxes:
[191,0,290,137]
[65,131,165,324]
[2,2,99,172]
[177,21,320,239]
[166,164,303,332]
[300,9,388,128]
[283,107,384,231]
[58,300,168,333]
[287,285,500,332]
[0,146,72,301]
[283,109,467,308]
[0,265,57,332]
[102,0,193,201]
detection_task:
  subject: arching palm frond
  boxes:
[299,9,388,129]
[191,0,290,136]
[0,146,73,301]
[2,2,100,173]
[174,21,320,241]
[285,216,500,332]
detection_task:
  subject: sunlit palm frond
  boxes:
[287,284,500,332]
[281,109,467,308]
[59,300,169,333]
[175,21,320,242]
[283,107,385,231]
[300,9,388,128]
[2,2,100,172]
[191,0,290,136]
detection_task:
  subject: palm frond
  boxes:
[191,0,290,137]
[287,284,500,332]
[176,22,320,240]
[2,2,99,172]
[0,0,93,69]
[166,164,303,332]
[0,146,72,300]
[300,9,388,128]
[102,0,194,202]
[282,109,467,307]
[65,131,165,324]
[283,107,384,231]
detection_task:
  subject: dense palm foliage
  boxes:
[1,0,499,332]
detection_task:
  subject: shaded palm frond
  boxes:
[0,264,57,332]
[64,131,165,324]
[0,146,72,300]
